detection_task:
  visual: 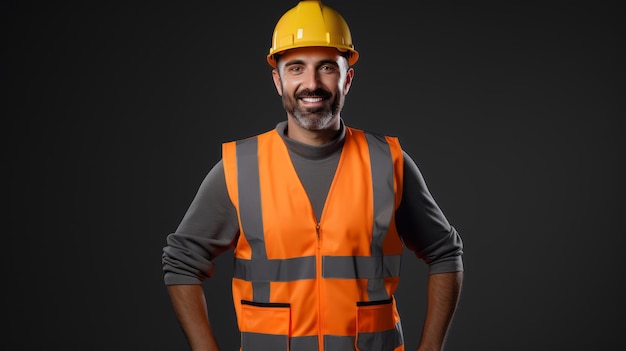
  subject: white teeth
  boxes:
[302,97,323,102]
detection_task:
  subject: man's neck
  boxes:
[286,116,341,146]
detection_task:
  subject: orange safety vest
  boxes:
[222,126,405,351]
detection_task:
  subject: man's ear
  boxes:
[272,69,283,96]
[343,67,355,95]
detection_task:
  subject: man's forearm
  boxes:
[167,284,220,351]
[417,271,463,351]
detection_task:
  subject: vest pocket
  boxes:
[355,299,399,351]
[240,300,291,351]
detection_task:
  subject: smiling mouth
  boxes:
[300,97,324,103]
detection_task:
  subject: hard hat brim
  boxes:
[267,45,359,68]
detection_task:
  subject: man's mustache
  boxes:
[296,89,331,99]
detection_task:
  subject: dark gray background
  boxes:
[1,1,622,350]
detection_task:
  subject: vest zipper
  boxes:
[315,221,323,350]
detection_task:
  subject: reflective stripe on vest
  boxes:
[223,127,405,351]
[242,328,404,351]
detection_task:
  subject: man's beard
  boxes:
[283,88,342,130]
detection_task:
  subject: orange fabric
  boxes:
[356,302,396,333]
[241,303,290,334]
[223,127,405,343]
[270,280,319,336]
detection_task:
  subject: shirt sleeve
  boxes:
[395,151,464,274]
[162,160,240,285]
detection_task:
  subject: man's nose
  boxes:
[301,69,322,91]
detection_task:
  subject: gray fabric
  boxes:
[283,121,344,222]
[365,133,395,254]
[251,281,270,303]
[364,133,396,301]
[162,159,239,285]
[162,120,463,285]
[234,136,270,302]
[289,335,319,351]
[356,322,404,351]
[322,255,401,279]
[234,256,317,281]
[395,152,464,274]
[241,332,288,351]
[324,335,356,351]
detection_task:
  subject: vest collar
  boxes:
[275,120,346,160]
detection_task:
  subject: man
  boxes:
[162,1,464,350]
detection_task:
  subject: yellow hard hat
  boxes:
[267,0,359,68]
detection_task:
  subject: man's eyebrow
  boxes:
[283,59,305,66]
[283,59,340,67]
[318,59,340,67]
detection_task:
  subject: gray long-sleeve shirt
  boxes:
[162,121,463,285]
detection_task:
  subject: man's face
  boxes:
[272,46,354,131]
